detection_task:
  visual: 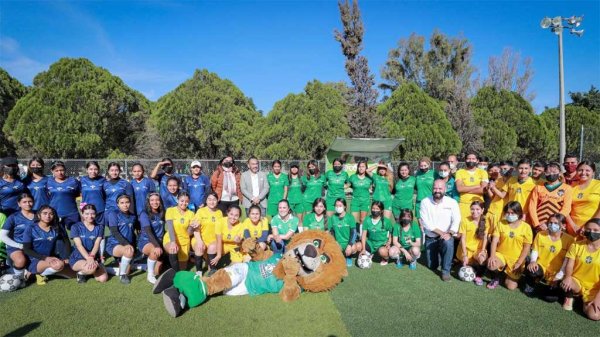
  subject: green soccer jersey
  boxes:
[392,176,416,210]
[372,174,392,202]
[245,253,284,296]
[267,172,289,203]
[271,214,299,236]
[287,176,303,204]
[392,222,422,249]
[302,212,326,230]
[415,169,435,202]
[363,216,393,249]
[325,170,348,199]
[348,174,372,203]
[302,175,326,203]
[329,213,356,247]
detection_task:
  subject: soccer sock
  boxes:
[207,254,217,270]
[475,265,485,277]
[168,253,180,272]
[41,267,59,277]
[99,239,105,259]
[194,256,204,273]
[13,268,24,277]
[147,259,157,278]
[119,256,132,276]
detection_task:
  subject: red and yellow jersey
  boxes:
[215,218,245,246]
[532,231,574,278]
[502,177,537,215]
[242,217,269,239]
[455,168,489,204]
[527,183,572,228]
[493,220,533,262]
[570,179,600,228]
[194,207,223,244]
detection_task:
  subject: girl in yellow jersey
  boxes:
[215,204,245,264]
[524,213,574,301]
[242,205,269,251]
[163,191,197,272]
[192,192,223,276]
[567,161,600,236]
[455,153,489,225]
[561,218,600,320]
[485,164,506,232]
[499,159,537,222]
[457,201,489,286]
[487,201,533,290]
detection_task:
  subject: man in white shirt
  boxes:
[241,157,269,216]
[419,179,461,281]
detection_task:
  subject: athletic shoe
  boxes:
[562,297,573,311]
[76,273,87,284]
[396,260,404,269]
[487,279,499,289]
[163,287,183,318]
[120,275,131,285]
[35,275,47,285]
[474,277,484,286]
[441,274,451,282]
[408,261,417,270]
[147,275,157,285]
[346,258,353,267]
[524,284,535,297]
[153,268,176,294]
[380,259,388,266]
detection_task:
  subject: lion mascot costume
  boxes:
[152,230,348,317]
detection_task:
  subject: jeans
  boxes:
[425,236,454,275]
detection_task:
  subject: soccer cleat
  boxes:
[163,287,183,318]
[487,279,499,289]
[396,260,404,269]
[408,261,417,270]
[562,297,573,311]
[36,275,47,285]
[76,273,87,284]
[346,258,353,267]
[153,268,176,294]
[120,275,131,285]
[474,277,484,286]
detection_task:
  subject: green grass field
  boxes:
[0,261,596,337]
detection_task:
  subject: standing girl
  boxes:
[301,160,326,217]
[287,163,304,222]
[325,158,349,217]
[415,157,435,221]
[47,161,81,230]
[368,162,394,220]
[392,162,416,219]
[130,163,158,216]
[0,157,26,216]
[266,160,289,217]
[103,162,134,215]
[80,161,106,225]
[23,157,49,212]
[349,161,373,228]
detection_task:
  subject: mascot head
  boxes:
[274,230,348,292]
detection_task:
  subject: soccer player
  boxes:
[389,209,422,270]
[456,153,489,225]
[47,160,81,230]
[103,162,134,216]
[192,192,223,276]
[150,158,183,203]
[0,193,36,279]
[215,204,245,264]
[301,160,326,216]
[532,161,546,184]
[415,157,436,223]
[360,201,393,266]
[567,161,600,236]
[392,162,416,219]
[300,198,327,231]
[267,160,290,217]
[485,163,506,233]
[287,163,304,222]
[162,177,181,209]
[478,156,490,171]
[325,158,348,217]
[524,213,573,300]
[23,157,49,212]
[163,191,196,272]
[497,159,536,221]
[367,162,394,220]
[137,192,164,284]
[499,160,514,180]
[242,205,269,250]
[130,163,158,216]
[329,198,359,267]
[562,154,580,186]
[487,201,533,290]
[105,194,137,284]
[0,157,26,216]
[80,161,106,225]
[22,206,71,285]
[183,160,210,212]
[528,162,573,232]
[447,154,459,176]
[457,201,489,286]
[561,218,600,320]
[438,162,459,202]
[348,161,372,227]
[69,204,107,284]
[269,199,299,253]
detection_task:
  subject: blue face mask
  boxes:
[505,214,519,223]
[548,222,561,233]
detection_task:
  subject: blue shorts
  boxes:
[95,211,105,227]
[27,257,41,273]
[60,213,80,230]
[69,250,100,266]
[137,236,162,252]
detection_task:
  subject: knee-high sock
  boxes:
[194,256,204,273]
[41,267,59,277]
[207,254,217,270]
[147,259,157,278]
[119,256,132,276]
[168,253,179,272]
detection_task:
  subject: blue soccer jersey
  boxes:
[105,210,136,246]
[131,177,157,215]
[138,211,164,243]
[23,223,62,257]
[47,177,81,217]
[80,176,106,213]
[183,175,210,211]
[23,176,49,211]
[103,178,134,213]
[162,193,178,209]
[0,177,27,215]
[70,221,104,252]
[2,211,36,246]
[157,173,183,200]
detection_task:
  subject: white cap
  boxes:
[190,160,202,168]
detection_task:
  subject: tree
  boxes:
[258,80,350,159]
[481,47,536,102]
[151,69,262,159]
[0,68,27,156]
[3,58,150,158]
[472,87,552,161]
[334,0,381,138]
[378,83,462,160]
[569,85,600,112]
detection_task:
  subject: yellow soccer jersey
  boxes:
[215,218,245,246]
[487,177,507,217]
[566,240,600,301]
[532,231,574,278]
[194,207,223,244]
[502,176,537,215]
[493,220,533,262]
[457,216,488,261]
[570,179,600,227]
[242,217,269,239]
[455,168,489,204]
[164,206,195,243]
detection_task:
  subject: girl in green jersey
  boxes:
[300,198,327,231]
[367,162,394,220]
[287,163,304,222]
[301,160,325,217]
[266,160,289,217]
[329,198,361,267]
[415,157,435,224]
[360,201,393,265]
[349,161,373,227]
[325,158,349,216]
[392,162,416,220]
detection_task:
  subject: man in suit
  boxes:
[241,156,269,217]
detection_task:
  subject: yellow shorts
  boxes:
[572,277,600,303]
[200,229,216,246]
[164,232,194,262]
[223,244,244,263]
[496,252,523,280]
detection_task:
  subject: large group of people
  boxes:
[0,153,599,320]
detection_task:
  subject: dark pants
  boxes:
[217,200,239,215]
[425,236,454,276]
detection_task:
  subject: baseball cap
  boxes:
[190,160,202,168]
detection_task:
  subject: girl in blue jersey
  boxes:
[23,157,49,212]
[150,158,183,202]
[103,162,134,215]
[22,205,71,285]
[130,163,157,216]
[80,161,106,225]
[138,192,165,284]
[69,204,107,284]
[105,194,137,284]
[0,157,26,216]
[0,193,36,279]
[47,161,81,230]
[162,177,180,209]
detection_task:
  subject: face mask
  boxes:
[584,231,600,242]
[505,214,519,223]
[420,167,429,173]
[548,222,561,233]
[222,162,232,169]
[163,165,174,174]
[438,171,449,178]
[333,166,342,173]
[449,163,456,170]
[308,168,316,175]
[30,167,43,175]
[371,210,381,218]
[545,174,559,183]
[465,161,477,169]
[478,165,488,170]
[3,166,18,177]
[564,163,577,174]
[335,206,345,214]
[500,169,510,176]
[400,219,411,226]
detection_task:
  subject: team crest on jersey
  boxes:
[470,177,474,183]
[211,217,216,222]
[557,190,564,197]
[549,246,556,253]
[516,187,522,194]
[585,256,593,264]
[227,234,231,240]
[509,231,515,238]
[577,193,583,199]
[260,263,276,278]
[180,218,184,224]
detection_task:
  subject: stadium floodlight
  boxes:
[570,29,584,37]
[540,17,552,29]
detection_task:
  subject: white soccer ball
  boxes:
[0,274,22,292]
[458,266,476,282]
[357,253,372,269]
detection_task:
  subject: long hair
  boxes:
[471,201,487,239]
[305,160,320,180]
[145,192,165,220]
[312,197,327,229]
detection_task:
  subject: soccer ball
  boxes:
[357,253,372,269]
[0,274,23,292]
[458,266,476,282]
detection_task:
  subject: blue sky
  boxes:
[1,0,598,113]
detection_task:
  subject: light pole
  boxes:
[540,16,584,164]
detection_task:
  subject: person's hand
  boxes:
[251,197,260,204]
[210,253,221,266]
[153,246,163,257]
[46,257,62,270]
[125,245,135,257]
[488,181,496,189]
[527,262,539,273]
[234,235,242,244]
[538,222,548,231]
[487,256,498,270]
[587,295,600,314]
[267,234,273,243]
[158,160,171,166]
[166,242,179,254]
[441,233,451,241]
[275,235,282,244]
[561,276,573,292]
[403,250,413,262]
[190,220,200,230]
[513,261,523,271]
[462,256,469,267]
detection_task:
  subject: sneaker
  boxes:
[563,297,573,311]
[408,261,417,270]
[76,273,87,284]
[147,275,157,285]
[396,260,404,269]
[441,274,451,282]
[35,275,47,285]
[380,259,388,266]
[524,284,535,297]
[346,258,353,267]
[487,279,499,289]
[474,277,484,286]
[120,275,131,285]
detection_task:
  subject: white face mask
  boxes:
[438,171,449,178]
[335,206,345,214]
[449,163,457,170]
[478,165,488,170]
[505,214,519,223]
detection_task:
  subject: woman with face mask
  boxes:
[437,162,459,202]
[391,162,415,220]
[524,213,573,300]
[561,218,600,319]
[151,158,182,201]
[360,201,393,266]
[528,162,573,232]
[414,157,436,223]
[301,160,326,217]
[389,209,421,270]
[0,157,26,216]
[23,157,49,212]
[329,198,359,267]
[210,156,242,214]
[562,154,580,187]
[567,161,600,236]
[80,161,106,226]
[456,153,489,226]
[325,158,349,217]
